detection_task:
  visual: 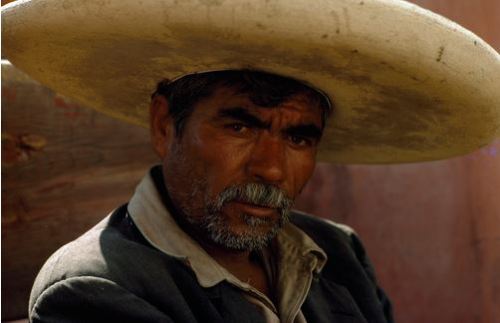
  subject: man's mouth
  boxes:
[231,201,277,218]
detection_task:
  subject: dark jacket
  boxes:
[29,205,393,323]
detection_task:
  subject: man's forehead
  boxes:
[204,85,324,117]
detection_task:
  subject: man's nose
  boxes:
[246,133,286,184]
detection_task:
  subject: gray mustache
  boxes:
[214,183,293,212]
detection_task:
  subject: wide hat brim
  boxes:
[2,0,499,164]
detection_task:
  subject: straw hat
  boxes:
[2,0,499,163]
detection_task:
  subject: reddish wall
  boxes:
[296,2,500,322]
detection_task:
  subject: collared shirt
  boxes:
[127,169,327,323]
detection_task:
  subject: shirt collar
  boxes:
[127,167,327,287]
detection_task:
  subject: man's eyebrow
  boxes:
[216,107,269,128]
[284,124,323,140]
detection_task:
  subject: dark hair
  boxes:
[151,70,332,136]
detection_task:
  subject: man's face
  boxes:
[155,86,323,251]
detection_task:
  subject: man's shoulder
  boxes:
[289,210,370,265]
[290,209,356,241]
[29,205,181,313]
[32,215,112,286]
[289,213,393,322]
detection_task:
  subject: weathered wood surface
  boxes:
[1,64,158,319]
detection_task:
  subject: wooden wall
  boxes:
[1,65,158,319]
[2,0,499,321]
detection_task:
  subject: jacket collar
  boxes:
[127,166,327,288]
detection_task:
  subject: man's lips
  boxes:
[231,201,277,217]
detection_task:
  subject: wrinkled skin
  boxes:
[150,85,323,295]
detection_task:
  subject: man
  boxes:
[3,0,498,322]
[27,69,392,323]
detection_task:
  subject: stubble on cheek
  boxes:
[163,141,294,251]
[163,141,210,222]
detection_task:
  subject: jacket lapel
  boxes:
[301,276,368,323]
[205,284,267,323]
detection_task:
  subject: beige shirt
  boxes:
[128,171,327,323]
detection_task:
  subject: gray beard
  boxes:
[188,182,294,251]
[199,207,289,251]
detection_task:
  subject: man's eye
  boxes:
[226,123,248,133]
[289,135,312,147]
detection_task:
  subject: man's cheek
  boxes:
[290,158,316,196]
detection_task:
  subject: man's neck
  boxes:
[204,244,272,300]
[180,219,273,299]
[150,166,273,298]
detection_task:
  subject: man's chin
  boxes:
[200,202,291,251]
[206,224,280,251]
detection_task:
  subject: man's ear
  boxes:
[150,95,174,158]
